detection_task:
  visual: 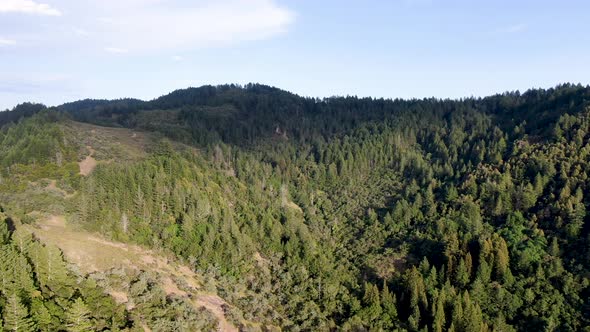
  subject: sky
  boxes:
[0,0,589,110]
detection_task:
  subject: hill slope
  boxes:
[0,83,589,331]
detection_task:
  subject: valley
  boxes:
[0,84,589,331]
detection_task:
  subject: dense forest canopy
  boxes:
[0,83,589,331]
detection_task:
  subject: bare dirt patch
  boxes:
[109,290,129,305]
[45,214,66,227]
[280,185,304,213]
[284,200,303,213]
[79,146,97,176]
[162,276,187,297]
[253,252,270,267]
[26,215,240,332]
[67,121,150,162]
[195,294,238,332]
[88,236,130,251]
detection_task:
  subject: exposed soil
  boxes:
[284,200,303,213]
[195,295,238,332]
[108,291,129,306]
[79,146,97,176]
[26,215,239,332]
[45,180,75,198]
[68,121,150,159]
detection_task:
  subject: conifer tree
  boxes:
[381,282,397,321]
[455,258,470,288]
[36,244,71,296]
[0,216,10,245]
[30,299,53,332]
[432,291,446,332]
[65,298,94,332]
[3,294,35,332]
[10,228,33,255]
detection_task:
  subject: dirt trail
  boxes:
[280,185,303,213]
[195,295,238,332]
[26,215,239,332]
[79,146,97,176]
[46,180,70,196]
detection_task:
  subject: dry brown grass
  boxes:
[65,121,151,163]
[25,215,240,332]
[79,146,97,176]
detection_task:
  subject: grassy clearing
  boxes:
[65,120,152,162]
[25,214,241,332]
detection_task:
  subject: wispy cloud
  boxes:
[0,37,16,45]
[72,27,88,36]
[497,23,527,34]
[0,74,80,110]
[104,47,128,54]
[0,74,72,94]
[172,55,183,61]
[87,0,295,53]
[0,0,62,16]
[0,0,294,54]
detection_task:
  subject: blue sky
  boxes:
[1,0,589,110]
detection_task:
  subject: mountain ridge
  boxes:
[0,82,589,330]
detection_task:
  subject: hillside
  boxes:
[0,83,589,331]
[0,120,259,331]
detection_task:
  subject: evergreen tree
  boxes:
[65,298,94,332]
[432,291,446,332]
[30,299,53,332]
[35,244,71,296]
[381,282,397,322]
[0,215,10,245]
[3,294,35,332]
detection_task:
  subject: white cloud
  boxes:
[0,0,61,16]
[84,0,294,52]
[0,0,294,54]
[0,37,16,45]
[104,47,128,54]
[172,55,183,61]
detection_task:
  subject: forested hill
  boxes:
[59,83,590,146]
[1,83,590,331]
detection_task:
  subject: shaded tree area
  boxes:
[0,103,46,128]
[0,211,129,331]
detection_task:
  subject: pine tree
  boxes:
[463,302,486,332]
[408,305,421,331]
[549,237,560,257]
[432,291,446,332]
[465,252,473,277]
[362,282,380,306]
[450,295,463,331]
[0,245,35,296]
[493,235,511,283]
[381,282,397,321]
[30,299,53,332]
[476,260,491,284]
[35,244,71,296]
[3,294,35,332]
[492,313,515,332]
[65,298,94,332]
[0,215,10,245]
[455,258,470,288]
[11,228,33,255]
